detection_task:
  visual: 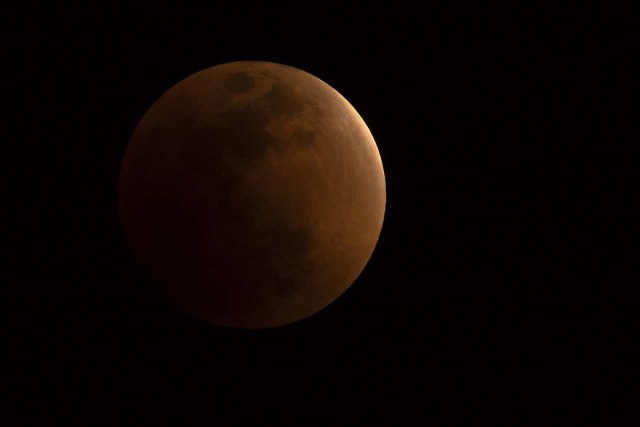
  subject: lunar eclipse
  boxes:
[118,61,385,328]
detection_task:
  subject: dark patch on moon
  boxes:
[172,104,317,302]
[209,98,316,163]
[291,128,317,148]
[243,222,314,299]
[224,72,256,93]
[261,83,306,115]
[213,106,278,162]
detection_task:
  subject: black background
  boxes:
[5,3,638,425]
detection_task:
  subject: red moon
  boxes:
[118,61,385,328]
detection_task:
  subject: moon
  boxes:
[118,61,385,328]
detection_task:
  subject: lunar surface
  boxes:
[118,61,385,328]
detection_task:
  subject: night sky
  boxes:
[6,3,637,424]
